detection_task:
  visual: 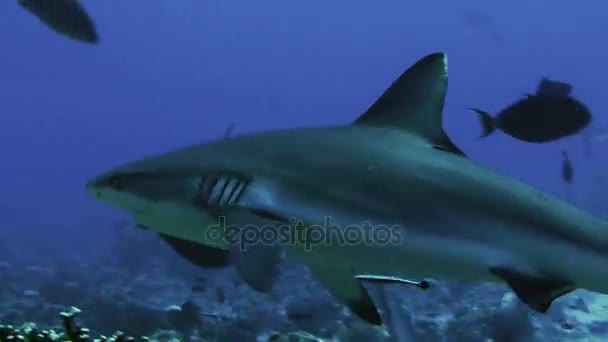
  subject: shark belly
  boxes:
[132,201,230,250]
[287,223,509,284]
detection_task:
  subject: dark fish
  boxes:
[223,123,236,139]
[561,151,573,184]
[460,11,506,42]
[470,78,592,143]
[18,0,99,44]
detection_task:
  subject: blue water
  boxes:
[1,0,607,340]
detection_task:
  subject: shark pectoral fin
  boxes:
[158,233,231,268]
[353,52,466,157]
[490,267,576,313]
[222,209,287,293]
[354,274,432,290]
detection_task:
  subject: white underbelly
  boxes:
[133,202,230,250]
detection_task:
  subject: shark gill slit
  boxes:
[195,173,291,223]
[196,173,250,208]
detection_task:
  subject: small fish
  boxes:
[223,123,236,139]
[18,0,99,44]
[460,11,506,42]
[561,151,574,184]
[470,78,592,143]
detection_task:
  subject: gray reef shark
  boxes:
[86,52,608,326]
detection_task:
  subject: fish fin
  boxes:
[359,277,421,340]
[353,53,466,157]
[470,108,497,138]
[229,243,284,293]
[536,77,572,98]
[431,137,467,156]
[219,209,287,293]
[305,266,382,325]
[354,274,432,290]
[158,233,230,268]
[490,266,576,313]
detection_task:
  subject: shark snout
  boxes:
[85,173,151,214]
[85,178,103,199]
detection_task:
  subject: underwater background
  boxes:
[1,0,607,340]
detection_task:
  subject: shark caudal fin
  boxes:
[353,52,467,157]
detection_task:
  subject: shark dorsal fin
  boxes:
[354,53,466,157]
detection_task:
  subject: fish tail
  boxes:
[470,108,496,138]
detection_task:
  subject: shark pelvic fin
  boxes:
[304,266,383,325]
[354,53,466,157]
[158,233,231,268]
[490,266,576,313]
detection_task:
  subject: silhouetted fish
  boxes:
[470,78,592,143]
[18,0,99,44]
[561,151,573,184]
[223,123,236,139]
[460,11,506,42]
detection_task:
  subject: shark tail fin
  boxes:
[470,108,497,138]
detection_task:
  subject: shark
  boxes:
[86,52,608,326]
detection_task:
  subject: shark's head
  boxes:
[87,123,243,213]
[86,161,234,248]
[86,165,204,214]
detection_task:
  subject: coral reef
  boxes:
[0,306,146,341]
